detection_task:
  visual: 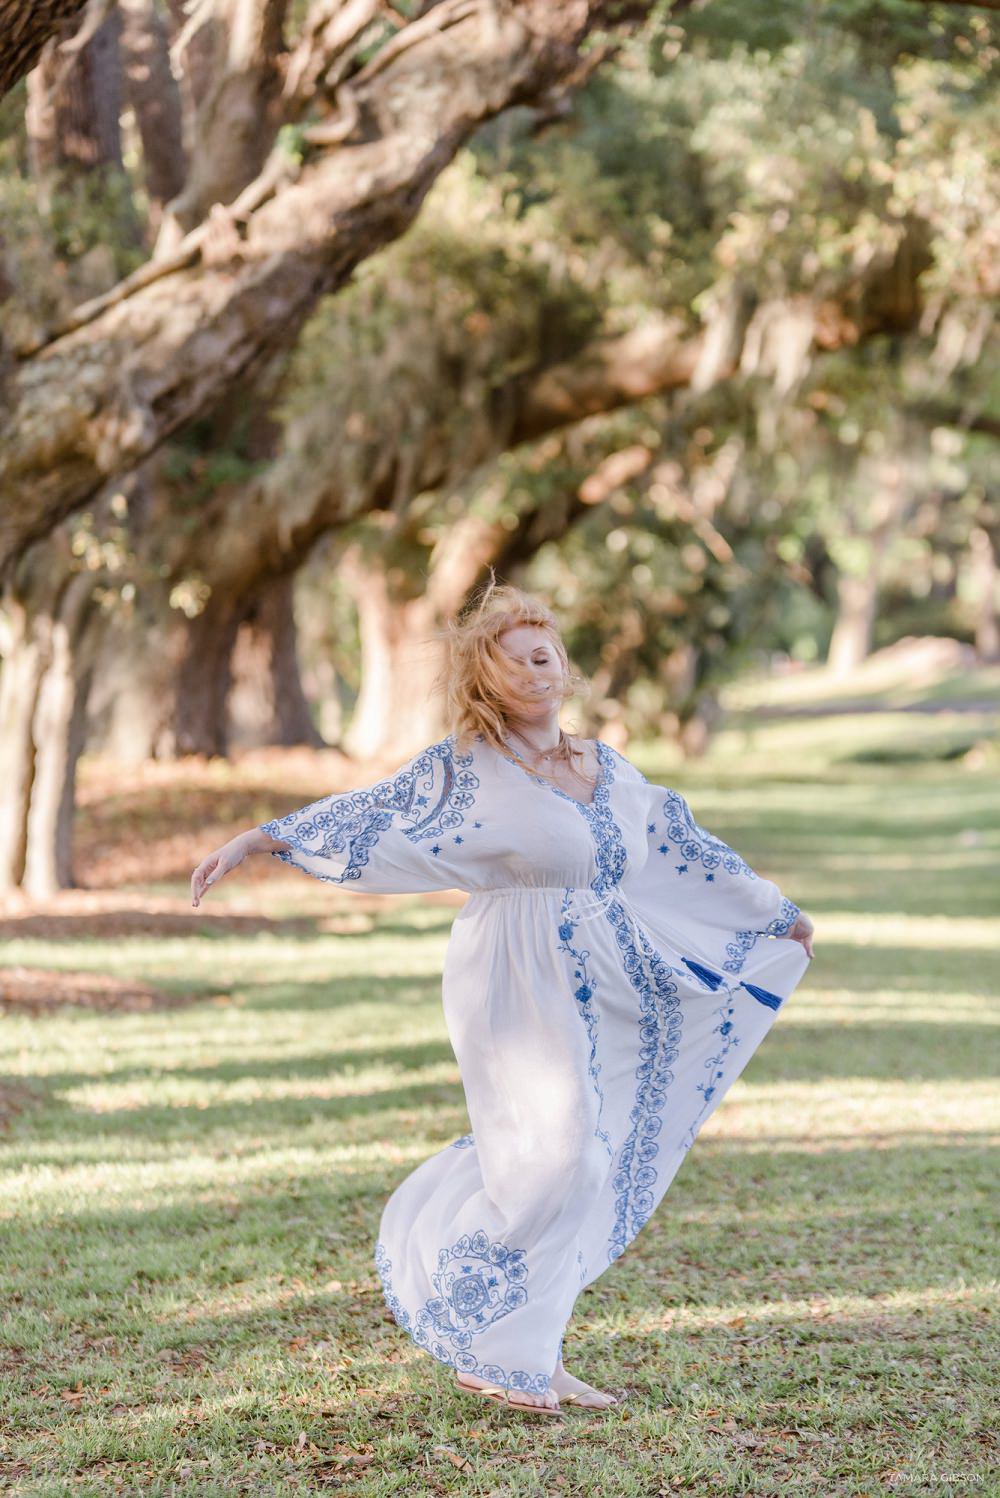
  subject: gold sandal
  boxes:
[557,1390,620,1411]
[455,1373,563,1417]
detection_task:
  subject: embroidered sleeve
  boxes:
[645,783,800,938]
[258,736,479,894]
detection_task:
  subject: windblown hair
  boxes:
[434,573,593,789]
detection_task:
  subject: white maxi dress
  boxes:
[259,732,811,1397]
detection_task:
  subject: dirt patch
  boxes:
[0,890,317,942]
[0,1076,49,1131]
[0,966,214,1015]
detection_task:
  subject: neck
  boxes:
[504,712,562,753]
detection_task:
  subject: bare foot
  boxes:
[455,1370,560,1412]
[549,1362,618,1408]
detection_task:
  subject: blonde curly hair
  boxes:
[434,572,593,789]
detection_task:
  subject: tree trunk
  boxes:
[119,0,188,229]
[0,596,48,890]
[0,0,88,99]
[155,0,289,251]
[0,540,100,894]
[25,9,125,183]
[970,525,1000,662]
[826,454,909,679]
[22,573,101,895]
[174,592,244,757]
[227,572,326,748]
[338,510,514,762]
[827,568,879,678]
[87,594,183,761]
[338,552,445,762]
[24,8,143,273]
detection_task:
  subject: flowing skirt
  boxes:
[373,882,810,1395]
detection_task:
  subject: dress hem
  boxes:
[373,1239,553,1394]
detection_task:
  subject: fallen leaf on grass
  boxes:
[432,1444,473,1472]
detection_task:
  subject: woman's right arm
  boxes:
[190,827,290,907]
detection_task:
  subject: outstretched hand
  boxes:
[191,837,248,907]
[787,910,815,959]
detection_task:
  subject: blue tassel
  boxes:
[740,981,784,1011]
[682,957,725,990]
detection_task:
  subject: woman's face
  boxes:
[497,624,564,719]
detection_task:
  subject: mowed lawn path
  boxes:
[1,707,997,1496]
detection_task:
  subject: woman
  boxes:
[191,582,814,1417]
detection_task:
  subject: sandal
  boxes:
[455,1373,563,1417]
[557,1390,619,1411]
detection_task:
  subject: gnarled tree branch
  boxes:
[1,0,653,576]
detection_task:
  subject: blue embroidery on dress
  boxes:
[765,897,800,937]
[602,912,682,1262]
[723,928,758,974]
[721,900,799,972]
[373,1235,551,1395]
[451,1133,475,1149]
[556,895,614,1161]
[679,996,741,1152]
[552,745,683,1264]
[659,789,757,880]
[653,790,801,973]
[259,734,479,884]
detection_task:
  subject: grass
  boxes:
[1,687,998,1496]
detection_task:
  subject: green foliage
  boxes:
[650,0,994,67]
[271,2,1000,741]
[276,151,605,511]
[523,411,808,734]
[43,165,148,281]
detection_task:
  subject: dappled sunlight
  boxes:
[786,999,997,1023]
[623,1282,997,1339]
[6,1071,992,1219]
[780,984,999,1018]
[709,1078,998,1146]
[1,1136,445,1219]
[61,1060,463,1113]
[809,913,1000,949]
[702,712,1000,776]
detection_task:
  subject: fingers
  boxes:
[191,859,218,907]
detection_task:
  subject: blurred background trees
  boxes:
[1,0,998,892]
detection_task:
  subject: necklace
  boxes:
[505,727,596,790]
[506,725,563,768]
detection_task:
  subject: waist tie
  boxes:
[563,883,714,995]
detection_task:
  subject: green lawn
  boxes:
[1,703,998,1496]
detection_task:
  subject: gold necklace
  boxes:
[508,726,564,769]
